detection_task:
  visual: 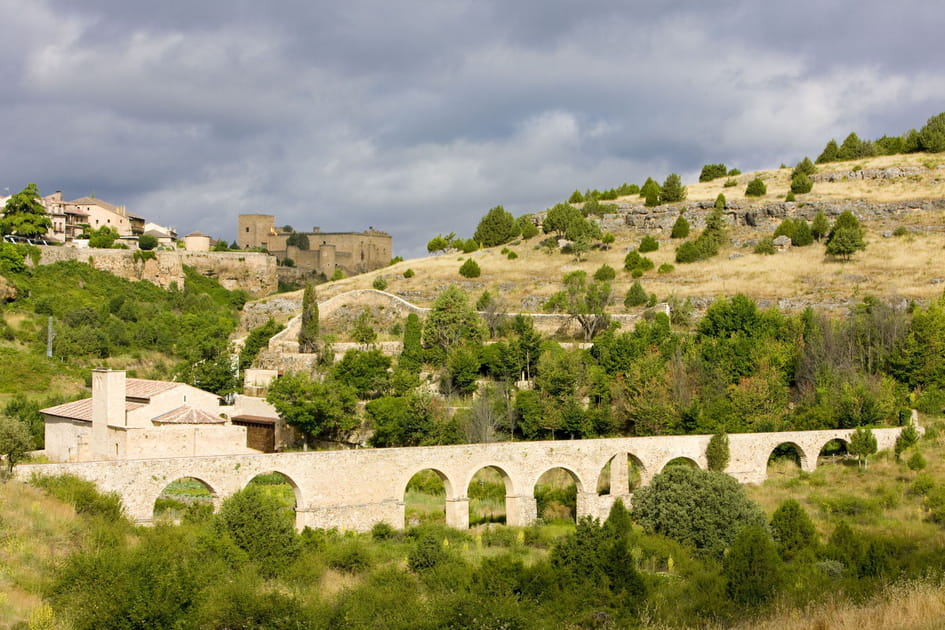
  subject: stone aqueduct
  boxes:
[19,427,901,531]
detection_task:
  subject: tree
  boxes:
[811,211,830,241]
[87,225,120,248]
[745,178,767,197]
[351,310,377,347]
[624,281,648,308]
[568,190,585,203]
[817,139,841,163]
[459,258,481,278]
[660,173,687,203]
[769,499,818,561]
[473,205,517,247]
[849,427,877,469]
[0,183,51,238]
[794,156,816,177]
[213,484,299,577]
[790,172,813,194]
[554,270,612,341]
[422,285,483,352]
[706,432,730,471]
[543,203,583,236]
[918,111,945,153]
[286,231,310,250]
[137,234,158,251]
[266,371,358,441]
[638,236,659,253]
[298,283,319,353]
[825,211,866,260]
[516,215,539,239]
[632,466,766,555]
[722,525,784,606]
[0,415,32,478]
[332,348,390,398]
[699,163,728,182]
[671,214,690,239]
[400,313,424,370]
[427,234,449,254]
[640,177,660,205]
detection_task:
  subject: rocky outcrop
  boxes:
[35,247,277,297]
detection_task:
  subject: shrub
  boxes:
[790,172,813,194]
[671,214,690,239]
[723,525,784,605]
[30,473,126,521]
[769,499,818,560]
[624,282,648,308]
[723,178,738,187]
[658,263,674,274]
[632,467,766,555]
[893,225,909,237]
[507,251,518,260]
[908,450,927,471]
[699,163,728,182]
[137,234,158,250]
[459,258,481,278]
[408,533,451,572]
[403,268,415,278]
[745,178,767,196]
[474,205,517,247]
[568,190,585,203]
[623,250,654,274]
[706,432,729,471]
[638,235,659,253]
[660,173,687,203]
[213,485,299,577]
[593,264,616,282]
[785,191,796,202]
[754,238,776,255]
[372,276,388,291]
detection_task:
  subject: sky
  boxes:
[2,1,943,258]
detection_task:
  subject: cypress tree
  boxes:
[298,283,319,353]
[401,313,423,370]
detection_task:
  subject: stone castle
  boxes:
[238,214,391,278]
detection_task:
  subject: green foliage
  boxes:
[706,432,730,471]
[723,178,738,187]
[516,215,539,239]
[849,427,878,468]
[332,348,391,398]
[372,275,388,291]
[754,237,776,255]
[623,250,654,274]
[285,231,309,250]
[907,450,927,471]
[745,177,767,197]
[790,171,813,194]
[352,309,377,346]
[640,177,661,207]
[769,499,818,561]
[811,211,830,241]
[422,285,483,352]
[593,264,616,282]
[0,414,32,477]
[722,525,783,605]
[238,318,285,370]
[30,473,126,521]
[660,173,687,203]
[817,138,841,163]
[427,234,449,254]
[214,485,299,577]
[458,258,481,278]
[699,163,728,182]
[568,190,584,203]
[919,111,945,152]
[773,218,813,246]
[671,213,690,239]
[137,233,158,250]
[473,205,517,247]
[0,241,29,273]
[825,211,866,259]
[638,235,659,253]
[298,283,319,353]
[624,281,648,308]
[87,225,120,248]
[676,207,727,263]
[266,371,358,440]
[0,183,51,238]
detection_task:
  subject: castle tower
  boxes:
[237,214,276,250]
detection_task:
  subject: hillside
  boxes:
[287,152,945,322]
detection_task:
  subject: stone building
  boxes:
[237,213,392,277]
[41,369,258,462]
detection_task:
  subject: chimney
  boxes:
[91,369,126,460]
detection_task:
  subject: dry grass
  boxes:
[0,480,80,629]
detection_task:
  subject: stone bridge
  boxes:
[18,427,902,531]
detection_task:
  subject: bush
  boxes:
[593,264,616,282]
[723,526,784,605]
[372,276,388,291]
[706,432,729,471]
[790,172,813,194]
[30,473,126,521]
[638,235,659,253]
[459,258,481,278]
[754,237,776,255]
[671,214,690,239]
[507,251,518,260]
[568,190,584,203]
[624,282,648,308]
[403,268,414,278]
[623,250,654,274]
[474,205,517,247]
[893,225,909,237]
[632,467,766,555]
[213,485,299,577]
[769,499,818,560]
[658,263,674,274]
[723,178,738,187]
[660,173,687,203]
[785,191,796,202]
[137,234,158,250]
[699,163,728,182]
[745,178,767,197]
[908,450,927,471]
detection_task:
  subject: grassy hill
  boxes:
[301,152,945,320]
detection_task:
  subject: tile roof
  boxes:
[41,398,147,423]
[70,197,122,214]
[232,414,278,425]
[125,378,179,399]
[152,406,225,424]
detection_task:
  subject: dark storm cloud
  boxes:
[2,0,943,257]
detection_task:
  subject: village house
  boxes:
[41,369,260,462]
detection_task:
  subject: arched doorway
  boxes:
[819,438,851,466]
[534,467,580,524]
[597,453,645,496]
[404,469,449,527]
[153,477,216,523]
[468,466,511,527]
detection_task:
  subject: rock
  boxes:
[773,235,792,250]
[0,275,16,302]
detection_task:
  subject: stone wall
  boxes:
[35,247,277,297]
[19,425,904,532]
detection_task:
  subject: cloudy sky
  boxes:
[2,1,943,257]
